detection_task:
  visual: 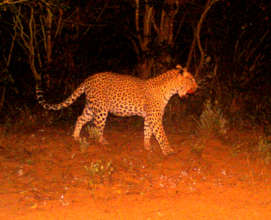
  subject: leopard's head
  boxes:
[176,65,198,97]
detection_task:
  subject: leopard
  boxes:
[36,65,198,155]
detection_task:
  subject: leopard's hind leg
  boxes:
[92,108,109,145]
[73,102,93,141]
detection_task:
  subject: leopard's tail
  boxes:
[36,82,85,110]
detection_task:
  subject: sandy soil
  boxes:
[0,120,271,219]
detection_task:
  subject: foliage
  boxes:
[191,98,228,156]
[86,126,100,140]
[78,126,100,152]
[204,0,270,125]
[196,99,228,137]
[84,160,114,187]
[191,138,206,157]
[257,136,271,165]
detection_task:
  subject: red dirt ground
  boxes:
[1,120,271,219]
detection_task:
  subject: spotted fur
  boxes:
[36,65,197,155]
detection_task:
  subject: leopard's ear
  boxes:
[183,68,192,78]
[176,64,184,75]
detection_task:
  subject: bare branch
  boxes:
[55,7,63,37]
[0,0,29,6]
[135,0,142,49]
[186,0,221,74]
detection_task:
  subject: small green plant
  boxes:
[196,99,228,136]
[79,126,100,152]
[86,125,100,140]
[191,138,207,157]
[257,136,271,165]
[230,143,243,156]
[84,160,114,187]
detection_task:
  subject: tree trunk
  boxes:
[132,0,181,78]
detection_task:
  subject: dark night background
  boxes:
[0,0,270,130]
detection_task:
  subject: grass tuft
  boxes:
[84,160,114,188]
[257,136,271,165]
[196,99,228,137]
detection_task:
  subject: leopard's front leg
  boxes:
[152,119,174,155]
[143,118,152,151]
[144,113,174,155]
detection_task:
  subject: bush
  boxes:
[196,99,228,137]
